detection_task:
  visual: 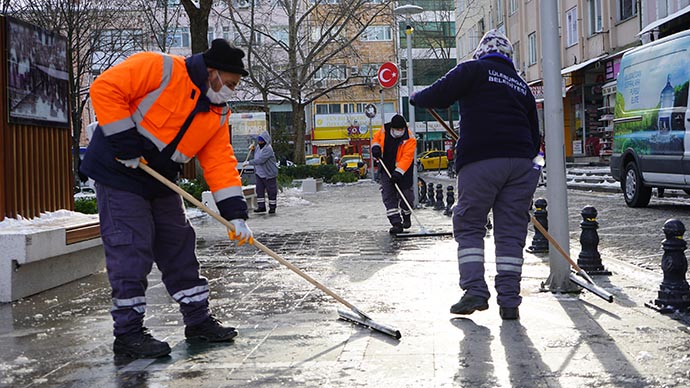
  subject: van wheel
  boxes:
[622,161,652,207]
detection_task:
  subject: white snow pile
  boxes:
[0,210,98,234]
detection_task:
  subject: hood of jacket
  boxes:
[258,130,271,144]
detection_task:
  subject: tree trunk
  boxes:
[181,0,211,54]
[292,102,306,164]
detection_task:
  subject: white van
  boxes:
[610,30,690,207]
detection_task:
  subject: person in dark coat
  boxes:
[410,29,541,320]
[371,114,417,234]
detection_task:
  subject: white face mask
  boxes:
[391,129,406,138]
[206,72,234,104]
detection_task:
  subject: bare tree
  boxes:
[135,0,184,53]
[219,0,395,164]
[8,0,145,187]
[180,0,212,53]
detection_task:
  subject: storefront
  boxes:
[561,55,607,159]
[311,112,395,164]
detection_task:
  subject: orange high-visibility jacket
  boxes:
[372,126,417,175]
[90,52,243,205]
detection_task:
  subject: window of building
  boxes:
[94,29,143,53]
[566,7,578,47]
[509,0,518,15]
[657,0,670,19]
[528,32,537,66]
[314,64,346,80]
[328,104,341,114]
[401,21,455,49]
[619,0,637,20]
[496,0,504,25]
[316,104,329,114]
[589,0,603,35]
[222,26,231,41]
[513,41,521,73]
[166,27,190,48]
[458,0,465,12]
[271,26,289,44]
[208,31,214,44]
[361,26,392,41]
[344,103,356,113]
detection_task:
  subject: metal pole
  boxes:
[369,115,374,175]
[406,21,418,206]
[540,0,578,292]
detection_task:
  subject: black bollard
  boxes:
[427,182,435,207]
[577,206,611,275]
[418,178,427,205]
[434,184,445,210]
[526,198,549,253]
[444,185,455,216]
[646,219,690,313]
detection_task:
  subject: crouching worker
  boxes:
[410,29,541,320]
[371,114,417,234]
[80,39,254,359]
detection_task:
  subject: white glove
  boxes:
[242,161,250,167]
[117,157,140,169]
[228,219,253,246]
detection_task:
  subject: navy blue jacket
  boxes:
[411,54,540,170]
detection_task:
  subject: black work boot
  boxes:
[499,307,520,320]
[450,294,489,315]
[389,223,404,234]
[402,215,412,229]
[113,327,171,359]
[254,207,267,213]
[185,315,238,342]
[268,207,276,214]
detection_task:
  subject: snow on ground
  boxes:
[0,210,98,234]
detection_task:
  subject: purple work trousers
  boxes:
[453,158,539,308]
[255,175,278,210]
[379,171,414,225]
[96,183,210,336]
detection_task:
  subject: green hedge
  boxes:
[74,197,98,214]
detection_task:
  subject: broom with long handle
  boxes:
[138,162,402,339]
[426,108,613,303]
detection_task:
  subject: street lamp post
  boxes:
[394,4,423,206]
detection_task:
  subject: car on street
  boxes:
[417,150,448,171]
[305,154,327,166]
[339,154,368,177]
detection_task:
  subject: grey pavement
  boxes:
[1,178,690,387]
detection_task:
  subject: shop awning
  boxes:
[638,5,690,36]
[311,139,350,146]
[560,55,607,75]
[602,46,636,61]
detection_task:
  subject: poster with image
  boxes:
[6,17,69,127]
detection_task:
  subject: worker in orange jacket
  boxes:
[371,114,417,234]
[81,39,252,360]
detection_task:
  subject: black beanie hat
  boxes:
[390,114,407,129]
[203,39,249,76]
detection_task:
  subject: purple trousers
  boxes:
[255,175,277,210]
[453,158,539,308]
[96,183,210,336]
[379,171,414,225]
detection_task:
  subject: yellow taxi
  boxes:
[305,154,327,166]
[339,154,368,178]
[417,150,448,171]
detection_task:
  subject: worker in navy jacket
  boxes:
[410,29,541,321]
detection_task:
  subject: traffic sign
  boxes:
[364,103,377,118]
[377,62,399,88]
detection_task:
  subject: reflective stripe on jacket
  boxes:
[89,52,243,205]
